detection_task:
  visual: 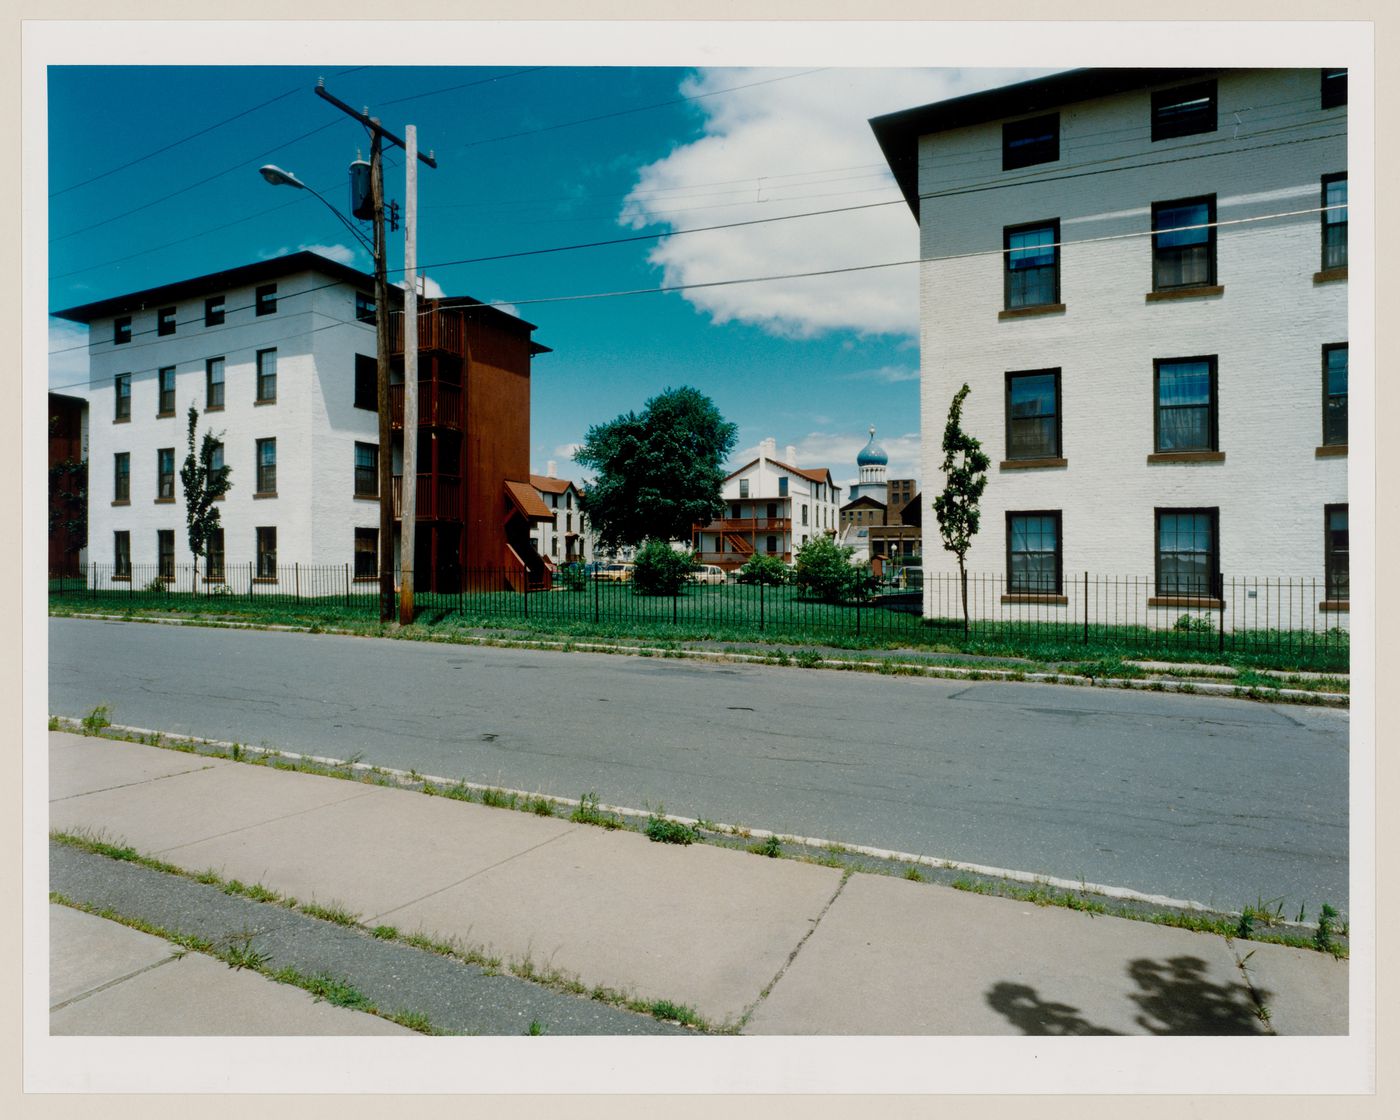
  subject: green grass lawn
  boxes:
[50,577,1349,674]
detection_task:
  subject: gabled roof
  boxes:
[504,479,555,522]
[530,474,574,495]
[869,67,1218,220]
[841,495,886,512]
[724,457,839,489]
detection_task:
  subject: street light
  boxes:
[259,164,375,255]
[260,160,395,622]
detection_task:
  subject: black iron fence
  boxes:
[50,564,1350,669]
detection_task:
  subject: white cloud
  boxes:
[621,68,1049,339]
[553,442,583,460]
[49,318,90,394]
[396,274,447,300]
[300,242,359,267]
[841,365,920,384]
[732,428,921,493]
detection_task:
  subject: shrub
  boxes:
[557,562,588,592]
[792,536,876,604]
[735,553,791,586]
[645,816,699,845]
[631,538,695,596]
[1173,613,1214,634]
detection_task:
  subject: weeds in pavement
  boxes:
[480,787,517,810]
[1315,903,1341,956]
[371,925,399,940]
[904,866,925,882]
[297,901,362,928]
[81,705,112,734]
[527,1019,546,1036]
[646,999,705,1029]
[222,930,270,972]
[571,791,624,830]
[748,834,783,859]
[525,795,556,817]
[645,815,699,845]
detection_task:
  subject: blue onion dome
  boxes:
[856,425,888,467]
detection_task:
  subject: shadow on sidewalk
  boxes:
[986,955,1273,1036]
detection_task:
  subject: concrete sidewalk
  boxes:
[46,731,1349,1036]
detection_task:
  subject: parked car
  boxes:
[899,566,924,590]
[691,564,727,585]
[594,562,635,583]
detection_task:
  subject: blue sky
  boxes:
[48,64,1047,493]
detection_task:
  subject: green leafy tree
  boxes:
[932,384,990,632]
[793,536,875,604]
[735,553,791,586]
[631,538,696,596]
[180,406,233,588]
[576,386,738,553]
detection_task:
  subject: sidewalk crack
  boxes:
[153,788,379,855]
[734,869,851,1032]
[1227,938,1279,1036]
[51,765,223,803]
[49,951,183,1013]
[366,827,578,924]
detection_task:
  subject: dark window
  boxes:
[255,284,277,316]
[206,357,225,409]
[1156,509,1218,597]
[256,527,277,578]
[113,453,130,501]
[355,528,378,578]
[1325,505,1348,600]
[114,316,132,345]
[354,442,379,497]
[157,307,177,336]
[1002,113,1059,170]
[1322,174,1347,270]
[209,441,224,474]
[1323,344,1348,446]
[158,529,175,579]
[778,476,788,497]
[1153,196,1216,290]
[157,448,175,499]
[206,527,224,580]
[1007,512,1061,594]
[354,354,377,411]
[205,296,225,327]
[1321,68,1347,110]
[114,531,131,578]
[802,504,809,526]
[766,535,778,554]
[1005,369,1061,459]
[767,502,778,519]
[739,479,749,498]
[158,366,176,414]
[1004,220,1060,309]
[256,348,277,402]
[256,438,277,494]
[114,373,131,420]
[1151,79,1217,141]
[1155,357,1218,452]
[355,292,376,324]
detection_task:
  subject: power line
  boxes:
[48,66,370,200]
[48,196,1346,379]
[461,68,830,148]
[379,67,547,107]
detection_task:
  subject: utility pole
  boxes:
[314,82,436,624]
[400,124,418,625]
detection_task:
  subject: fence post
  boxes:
[1218,573,1226,655]
[593,571,600,623]
[90,563,96,602]
[1083,571,1089,644]
[249,561,254,600]
[345,563,351,608]
[524,573,530,619]
[672,585,678,626]
[759,580,765,631]
[295,563,301,601]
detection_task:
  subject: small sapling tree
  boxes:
[180,406,233,591]
[932,384,990,633]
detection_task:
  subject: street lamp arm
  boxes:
[258,164,375,255]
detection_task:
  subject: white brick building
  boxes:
[691,438,841,570]
[871,68,1350,627]
[54,251,549,591]
[529,464,593,565]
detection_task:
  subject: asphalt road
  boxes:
[47,618,1350,915]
